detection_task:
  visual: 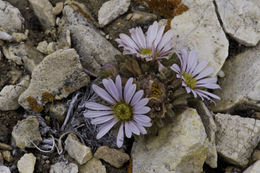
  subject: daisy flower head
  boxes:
[170,49,220,102]
[84,75,152,148]
[115,21,174,61]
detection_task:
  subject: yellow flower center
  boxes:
[113,102,133,121]
[140,48,153,56]
[182,72,197,89]
[151,81,163,99]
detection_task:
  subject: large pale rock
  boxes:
[50,162,78,173]
[18,49,89,111]
[80,158,106,173]
[214,113,260,167]
[28,0,55,28]
[243,160,260,173]
[215,0,260,46]
[191,101,217,168]
[0,76,30,111]
[0,0,24,33]
[0,166,11,173]
[12,116,42,149]
[211,44,260,112]
[62,5,119,75]
[65,134,92,165]
[3,42,44,72]
[170,0,229,76]
[98,0,130,26]
[17,153,36,173]
[94,146,129,168]
[131,108,208,173]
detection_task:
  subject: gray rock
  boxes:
[252,150,260,162]
[18,49,89,111]
[215,113,260,166]
[191,101,218,168]
[65,134,92,165]
[98,0,130,26]
[131,108,208,173]
[0,31,12,41]
[50,162,78,173]
[0,166,11,173]
[0,143,12,151]
[62,5,119,75]
[0,0,24,33]
[28,0,55,29]
[2,151,13,162]
[243,160,260,173]
[170,0,229,76]
[0,75,30,111]
[215,0,260,46]
[3,42,44,72]
[80,158,106,173]
[48,102,67,122]
[94,146,129,168]
[127,11,157,22]
[11,30,28,42]
[211,44,260,112]
[53,2,63,16]
[17,153,36,173]
[12,116,42,149]
[37,41,48,54]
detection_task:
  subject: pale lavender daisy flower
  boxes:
[115,21,174,62]
[84,75,151,148]
[171,49,220,101]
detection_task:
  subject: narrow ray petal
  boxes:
[97,119,118,139]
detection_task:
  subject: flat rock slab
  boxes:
[215,0,260,46]
[211,44,260,112]
[12,116,42,149]
[131,108,208,173]
[215,113,260,167]
[80,158,106,173]
[50,162,78,173]
[17,153,36,173]
[170,0,229,76]
[18,48,89,111]
[243,160,260,173]
[0,0,24,33]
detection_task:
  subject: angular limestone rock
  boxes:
[18,49,89,111]
[80,158,106,173]
[17,153,36,173]
[12,116,42,149]
[94,146,129,168]
[131,108,208,173]
[0,0,24,33]
[50,162,78,173]
[215,0,260,46]
[28,0,55,28]
[215,113,260,167]
[0,166,11,173]
[243,160,260,173]
[65,134,92,165]
[98,0,130,26]
[170,0,229,76]
[212,44,260,112]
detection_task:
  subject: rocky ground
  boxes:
[0,0,259,173]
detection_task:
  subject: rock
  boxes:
[0,75,30,111]
[17,153,36,173]
[191,101,217,168]
[128,11,157,22]
[18,49,89,111]
[0,143,12,150]
[243,160,260,173]
[214,113,260,166]
[225,166,241,173]
[49,102,67,122]
[80,158,106,173]
[131,108,208,173]
[211,44,260,112]
[37,41,48,54]
[28,0,55,29]
[0,0,24,33]
[2,151,13,162]
[98,0,130,26]
[0,166,11,173]
[170,0,229,76]
[53,2,63,16]
[65,134,92,165]
[215,0,260,46]
[3,42,44,72]
[50,162,78,173]
[94,146,129,168]
[11,30,28,42]
[0,31,12,41]
[47,42,57,54]
[62,5,119,75]
[12,116,42,149]
[252,150,260,162]
[0,153,3,164]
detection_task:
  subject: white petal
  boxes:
[125,84,136,104]
[131,90,144,105]
[117,123,124,148]
[85,102,112,111]
[134,121,147,134]
[134,106,151,114]
[124,122,132,138]
[91,115,115,125]
[115,75,122,100]
[92,84,115,104]
[84,110,113,118]
[103,78,120,101]
[128,121,140,135]
[97,119,118,139]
